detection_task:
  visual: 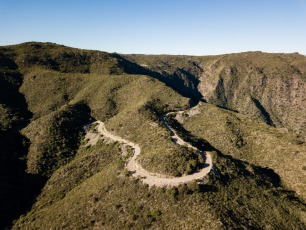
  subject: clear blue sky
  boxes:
[0,0,305,55]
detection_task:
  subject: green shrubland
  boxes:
[23,103,91,176]
[0,42,305,229]
[179,102,306,200]
[12,138,305,229]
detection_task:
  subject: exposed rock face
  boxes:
[197,53,306,140]
[125,52,306,140]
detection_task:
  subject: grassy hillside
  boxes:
[172,102,306,200]
[0,42,305,229]
[105,98,206,177]
[124,52,306,140]
[12,139,306,229]
[23,103,91,176]
[1,42,198,228]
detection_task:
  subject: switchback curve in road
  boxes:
[93,111,213,187]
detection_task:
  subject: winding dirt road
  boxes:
[92,110,213,187]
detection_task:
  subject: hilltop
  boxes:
[0,42,305,229]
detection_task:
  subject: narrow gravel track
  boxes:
[93,110,213,187]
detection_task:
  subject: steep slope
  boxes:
[124,52,306,140]
[0,46,45,229]
[124,54,204,99]
[0,42,197,228]
[12,135,306,229]
[0,42,305,229]
[197,52,306,140]
[171,102,306,200]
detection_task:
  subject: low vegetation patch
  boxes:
[180,102,306,200]
[23,103,91,176]
[138,145,203,176]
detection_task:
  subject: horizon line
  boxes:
[1,41,305,57]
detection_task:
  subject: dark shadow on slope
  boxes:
[164,114,215,152]
[251,97,275,126]
[211,152,281,188]
[252,165,281,187]
[0,51,46,229]
[0,71,33,127]
[215,105,239,113]
[166,68,203,99]
[0,52,33,126]
[200,150,306,229]
[210,77,228,107]
[167,120,305,229]
[165,113,288,189]
[0,131,47,230]
[113,54,204,100]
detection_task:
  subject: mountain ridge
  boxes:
[0,42,305,229]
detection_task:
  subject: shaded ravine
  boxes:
[93,110,213,186]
